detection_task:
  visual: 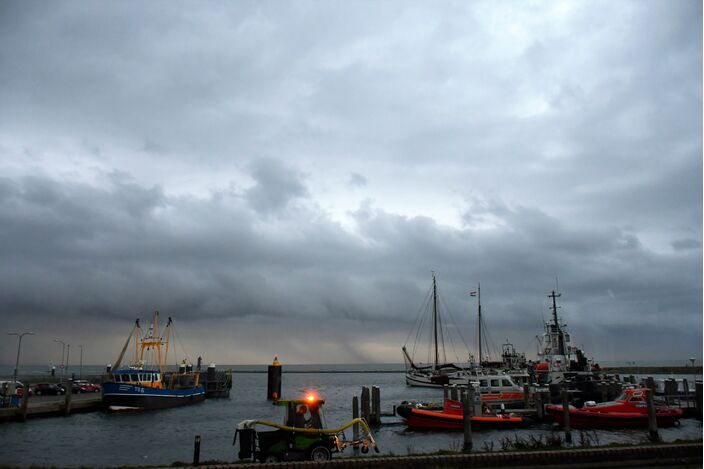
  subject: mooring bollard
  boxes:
[463,386,473,451]
[352,395,360,455]
[361,386,370,422]
[64,379,72,415]
[266,357,282,400]
[645,388,659,441]
[561,389,572,443]
[371,386,380,425]
[193,435,201,466]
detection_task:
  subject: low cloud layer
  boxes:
[0,1,700,366]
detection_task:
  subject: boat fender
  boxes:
[584,401,597,407]
[361,444,369,454]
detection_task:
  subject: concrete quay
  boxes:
[0,393,101,422]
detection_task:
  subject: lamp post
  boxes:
[53,339,66,383]
[79,345,83,379]
[65,344,70,378]
[8,332,35,389]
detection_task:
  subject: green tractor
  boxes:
[234,394,379,462]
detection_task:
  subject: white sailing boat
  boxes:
[401,274,524,402]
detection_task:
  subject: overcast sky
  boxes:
[0,1,701,367]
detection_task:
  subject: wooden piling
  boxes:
[371,386,380,425]
[561,389,572,443]
[352,396,359,455]
[360,386,370,422]
[535,392,544,421]
[695,381,702,419]
[64,380,72,415]
[645,387,659,442]
[463,386,473,451]
[599,382,608,402]
[18,381,29,421]
[193,435,201,466]
[682,379,690,408]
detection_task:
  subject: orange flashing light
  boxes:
[306,394,316,403]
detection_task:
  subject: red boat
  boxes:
[396,398,530,430]
[545,388,683,429]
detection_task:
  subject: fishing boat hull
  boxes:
[102,382,205,411]
[396,404,529,430]
[545,405,683,429]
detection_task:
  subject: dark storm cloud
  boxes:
[0,171,699,363]
[244,158,308,214]
[0,0,700,364]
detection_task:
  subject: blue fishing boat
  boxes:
[102,312,205,411]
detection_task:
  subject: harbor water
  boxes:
[0,365,702,467]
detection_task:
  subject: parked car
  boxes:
[34,383,66,396]
[1,381,32,397]
[74,380,100,393]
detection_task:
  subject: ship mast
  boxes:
[477,283,482,365]
[548,290,565,355]
[432,272,439,370]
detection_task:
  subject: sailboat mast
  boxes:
[432,273,439,370]
[478,283,482,365]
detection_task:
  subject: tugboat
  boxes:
[234,393,379,462]
[102,312,205,411]
[534,290,595,384]
[545,388,683,428]
[531,290,605,403]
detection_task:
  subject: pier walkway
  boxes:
[166,442,701,469]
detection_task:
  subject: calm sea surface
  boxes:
[0,365,702,467]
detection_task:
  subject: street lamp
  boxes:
[8,332,34,389]
[79,345,83,379]
[53,339,66,383]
